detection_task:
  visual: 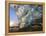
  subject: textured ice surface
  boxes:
[15,5,42,28]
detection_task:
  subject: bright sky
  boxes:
[10,4,18,26]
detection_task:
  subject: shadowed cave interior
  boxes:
[9,4,43,32]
